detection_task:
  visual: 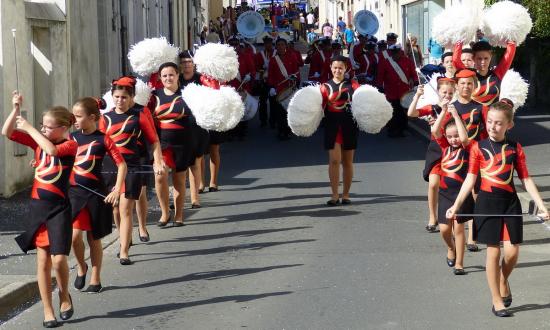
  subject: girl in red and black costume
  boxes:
[408,77,456,233]
[2,92,77,328]
[179,50,210,204]
[69,97,127,293]
[148,62,195,226]
[453,40,515,106]
[447,100,549,317]
[431,103,474,276]
[99,76,164,265]
[320,55,360,206]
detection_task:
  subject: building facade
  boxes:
[0,0,206,197]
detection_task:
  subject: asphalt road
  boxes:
[2,123,550,329]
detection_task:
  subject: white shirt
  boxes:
[306,13,314,24]
[299,16,305,24]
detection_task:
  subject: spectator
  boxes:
[343,24,355,54]
[337,17,346,33]
[205,28,220,43]
[322,19,333,39]
[306,12,315,30]
[427,37,444,65]
[405,34,423,68]
[200,26,207,45]
[292,15,301,41]
[307,27,318,45]
[299,13,306,40]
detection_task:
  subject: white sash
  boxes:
[386,55,408,85]
[363,54,369,73]
[274,55,289,79]
[382,50,389,60]
[349,43,360,69]
[374,53,379,63]
[319,50,325,62]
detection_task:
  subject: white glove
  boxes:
[269,88,277,97]
[313,72,320,78]
[243,74,251,83]
[344,73,350,79]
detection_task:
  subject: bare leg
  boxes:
[51,254,71,311]
[173,170,188,223]
[439,223,455,259]
[112,206,120,230]
[86,232,103,285]
[499,241,519,297]
[118,195,135,259]
[328,145,342,200]
[454,221,465,269]
[209,145,221,188]
[199,157,206,191]
[154,171,171,222]
[37,247,55,321]
[189,157,202,205]
[341,149,355,199]
[428,174,440,226]
[136,186,148,237]
[486,245,506,310]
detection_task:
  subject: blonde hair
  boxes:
[44,106,74,128]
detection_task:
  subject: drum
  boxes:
[277,86,296,109]
[301,80,318,87]
[241,92,259,121]
[400,86,418,109]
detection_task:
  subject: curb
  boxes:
[0,230,120,323]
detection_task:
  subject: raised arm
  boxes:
[430,104,448,139]
[448,104,469,146]
[407,85,424,117]
[452,41,466,70]
[494,41,516,79]
[2,91,22,137]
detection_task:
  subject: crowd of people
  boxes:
[2,3,550,328]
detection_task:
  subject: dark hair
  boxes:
[179,50,194,59]
[472,41,492,53]
[461,48,474,55]
[444,118,457,131]
[489,100,514,122]
[441,51,453,63]
[74,97,106,121]
[275,38,287,45]
[158,62,179,74]
[330,55,348,66]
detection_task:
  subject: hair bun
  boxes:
[500,98,515,108]
[96,97,107,110]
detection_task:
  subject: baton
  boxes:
[76,183,107,199]
[11,29,19,91]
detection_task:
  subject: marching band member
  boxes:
[100,77,164,265]
[321,55,361,205]
[268,38,300,140]
[288,41,305,68]
[255,36,276,128]
[70,97,127,293]
[308,38,332,83]
[375,43,418,137]
[349,34,368,73]
[2,93,77,327]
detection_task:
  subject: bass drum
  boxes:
[277,87,296,110]
[241,92,259,121]
[400,87,418,109]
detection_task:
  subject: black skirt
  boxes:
[103,157,143,200]
[193,126,210,158]
[474,191,523,245]
[69,186,113,240]
[437,191,474,225]
[208,131,226,145]
[323,111,358,150]
[15,199,72,255]
[422,140,442,182]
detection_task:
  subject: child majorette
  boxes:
[447,100,549,317]
[100,76,164,265]
[431,102,473,275]
[2,92,77,328]
[69,97,127,292]
[407,76,456,232]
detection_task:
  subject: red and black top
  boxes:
[148,89,193,146]
[320,79,361,113]
[70,130,124,189]
[453,42,516,106]
[436,137,474,197]
[468,138,529,194]
[99,105,158,165]
[9,131,77,201]
[445,100,488,141]
[417,104,443,141]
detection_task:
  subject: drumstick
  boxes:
[11,29,19,91]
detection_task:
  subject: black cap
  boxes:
[386,32,398,40]
[320,37,331,45]
[331,41,342,48]
[263,35,273,42]
[377,40,387,46]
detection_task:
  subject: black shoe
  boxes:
[73,263,88,290]
[453,268,466,275]
[326,199,340,206]
[119,258,132,265]
[59,294,74,321]
[43,319,59,328]
[191,203,201,209]
[446,257,456,268]
[173,221,185,227]
[157,214,172,227]
[169,203,175,210]
[341,198,351,205]
[82,283,103,293]
[492,306,511,317]
[139,230,150,242]
[502,281,512,308]
[198,188,205,194]
[425,224,438,232]
[208,186,219,192]
[467,243,479,252]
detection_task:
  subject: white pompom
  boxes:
[287,85,324,137]
[134,79,153,106]
[416,74,442,109]
[500,69,529,112]
[193,43,239,82]
[128,37,180,76]
[432,3,483,48]
[181,84,244,131]
[481,1,532,47]
[101,90,114,114]
[351,85,393,134]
